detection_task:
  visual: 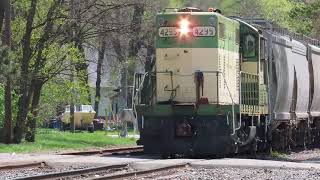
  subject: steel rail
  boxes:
[0,162,45,171]
[59,146,143,156]
[15,164,129,180]
[89,163,188,180]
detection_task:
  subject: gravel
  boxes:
[0,165,135,180]
[6,166,319,180]
[284,149,320,162]
[56,166,134,180]
[3,148,320,180]
[131,167,320,180]
[0,165,94,180]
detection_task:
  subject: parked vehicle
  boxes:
[61,105,96,132]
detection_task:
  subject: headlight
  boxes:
[178,19,190,36]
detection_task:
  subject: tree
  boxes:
[0,0,178,142]
[94,35,106,117]
[25,0,63,142]
[2,0,12,144]
[14,0,38,143]
[0,0,5,32]
[289,1,320,38]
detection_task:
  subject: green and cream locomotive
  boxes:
[133,7,320,157]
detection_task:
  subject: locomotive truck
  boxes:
[133,7,320,157]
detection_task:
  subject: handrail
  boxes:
[133,72,149,104]
[238,71,243,131]
[132,72,149,122]
[238,71,260,131]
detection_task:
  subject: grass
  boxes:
[270,150,286,158]
[0,128,137,153]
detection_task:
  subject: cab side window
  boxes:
[243,34,256,58]
[260,38,267,60]
[219,23,225,39]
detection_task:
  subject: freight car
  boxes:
[133,7,320,157]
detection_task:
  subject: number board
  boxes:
[159,27,178,37]
[159,26,216,37]
[193,27,216,37]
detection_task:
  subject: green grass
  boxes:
[0,129,137,153]
[270,150,286,158]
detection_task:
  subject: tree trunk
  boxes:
[4,77,12,143]
[140,44,155,105]
[14,0,38,144]
[111,37,125,62]
[0,0,5,33]
[2,0,12,144]
[145,44,155,72]
[74,40,90,103]
[25,80,43,142]
[69,0,77,133]
[24,0,60,142]
[129,3,145,57]
[94,36,106,117]
[70,72,75,133]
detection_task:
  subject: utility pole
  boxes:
[2,0,12,144]
[119,62,128,137]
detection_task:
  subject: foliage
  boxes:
[168,0,218,10]
[270,150,286,159]
[289,1,320,37]
[0,128,136,153]
[38,77,90,125]
[168,0,185,7]
[0,45,16,76]
[259,0,295,28]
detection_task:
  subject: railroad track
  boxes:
[15,164,128,180]
[15,163,187,180]
[59,146,144,156]
[0,162,46,171]
[91,163,187,180]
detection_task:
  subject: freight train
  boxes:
[133,7,320,157]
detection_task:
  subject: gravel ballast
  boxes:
[0,165,93,180]
[132,167,320,180]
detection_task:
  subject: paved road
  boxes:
[2,153,320,170]
[3,152,320,179]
